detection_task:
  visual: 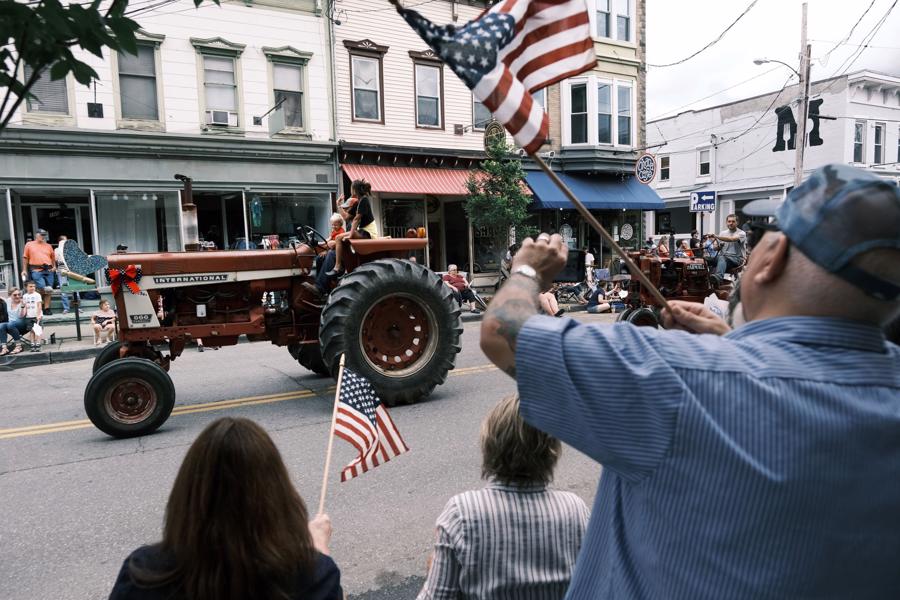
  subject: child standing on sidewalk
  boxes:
[22,280,44,352]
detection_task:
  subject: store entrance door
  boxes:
[15,193,94,254]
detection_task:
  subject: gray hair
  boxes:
[447,264,458,271]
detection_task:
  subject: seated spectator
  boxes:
[443,264,480,314]
[675,239,694,258]
[417,395,588,600]
[108,417,341,600]
[0,292,25,355]
[539,290,564,317]
[92,300,117,346]
[656,237,670,258]
[585,285,611,314]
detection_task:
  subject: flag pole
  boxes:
[530,154,671,310]
[318,353,346,515]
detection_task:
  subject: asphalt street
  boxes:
[0,314,613,600]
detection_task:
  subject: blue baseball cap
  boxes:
[744,164,900,301]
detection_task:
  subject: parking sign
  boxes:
[690,191,716,212]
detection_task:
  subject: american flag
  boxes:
[334,368,410,482]
[395,0,596,153]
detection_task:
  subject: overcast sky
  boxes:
[645,0,900,121]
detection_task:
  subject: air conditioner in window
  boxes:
[206,110,238,127]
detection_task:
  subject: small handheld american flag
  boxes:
[393,0,596,153]
[333,368,410,482]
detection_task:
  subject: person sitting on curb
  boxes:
[108,417,341,600]
[417,394,588,600]
[442,264,481,314]
[92,299,117,346]
[0,291,25,356]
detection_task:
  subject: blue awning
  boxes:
[525,171,665,210]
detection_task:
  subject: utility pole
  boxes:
[794,2,811,188]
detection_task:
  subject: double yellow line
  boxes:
[0,364,498,441]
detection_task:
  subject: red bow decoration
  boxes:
[105,265,143,295]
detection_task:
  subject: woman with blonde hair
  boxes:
[108,417,341,600]
[417,395,589,600]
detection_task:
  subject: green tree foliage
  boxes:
[464,135,536,243]
[0,0,218,131]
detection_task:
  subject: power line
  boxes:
[715,75,795,147]
[817,0,878,67]
[647,0,759,68]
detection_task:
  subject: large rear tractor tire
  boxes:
[319,259,462,406]
[288,342,330,377]
[625,307,660,328]
[84,358,176,438]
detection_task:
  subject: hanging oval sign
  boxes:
[635,153,657,185]
[621,223,634,241]
[484,120,506,156]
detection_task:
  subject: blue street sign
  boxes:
[690,191,717,212]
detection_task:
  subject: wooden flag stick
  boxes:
[530,154,671,311]
[318,353,347,516]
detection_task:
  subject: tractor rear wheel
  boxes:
[289,342,330,376]
[616,308,634,323]
[319,259,462,406]
[625,307,660,328]
[84,358,176,438]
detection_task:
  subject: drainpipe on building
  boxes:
[175,174,199,251]
[326,0,341,196]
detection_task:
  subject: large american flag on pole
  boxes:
[394,0,596,154]
[334,368,410,482]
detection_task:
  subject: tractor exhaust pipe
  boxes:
[175,174,200,251]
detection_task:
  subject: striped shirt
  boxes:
[417,481,590,600]
[516,316,900,600]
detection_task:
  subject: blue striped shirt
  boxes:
[516,316,900,600]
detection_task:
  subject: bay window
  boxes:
[570,83,588,144]
[617,85,632,146]
[597,83,612,144]
[564,78,635,147]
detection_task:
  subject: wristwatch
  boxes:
[512,265,539,282]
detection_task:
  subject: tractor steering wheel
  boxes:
[297,225,329,250]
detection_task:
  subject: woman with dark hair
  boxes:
[417,395,588,600]
[108,417,341,600]
[328,179,378,277]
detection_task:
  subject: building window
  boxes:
[615,0,632,42]
[415,63,442,128]
[473,96,492,130]
[23,66,68,114]
[596,0,610,38]
[351,55,382,121]
[897,126,900,163]
[853,121,865,163]
[698,148,711,177]
[597,82,612,144]
[532,87,546,111]
[874,123,885,164]
[570,83,588,144]
[118,44,159,120]
[203,55,239,127]
[617,85,632,146]
[273,63,304,129]
[660,156,670,181]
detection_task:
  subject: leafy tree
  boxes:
[0,0,218,132]
[464,135,536,245]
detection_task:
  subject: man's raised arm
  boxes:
[480,234,567,378]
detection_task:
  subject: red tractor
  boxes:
[85,229,461,438]
[613,251,733,328]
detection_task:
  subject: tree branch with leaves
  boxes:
[0,0,218,132]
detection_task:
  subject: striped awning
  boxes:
[342,164,471,196]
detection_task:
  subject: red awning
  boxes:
[342,164,472,196]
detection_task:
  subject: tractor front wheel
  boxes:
[319,259,462,406]
[625,307,660,328]
[84,358,176,438]
[93,341,124,373]
[289,342,330,376]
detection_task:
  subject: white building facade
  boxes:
[647,70,900,240]
[0,0,338,290]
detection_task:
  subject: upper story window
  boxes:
[615,0,632,42]
[874,123,885,164]
[594,0,633,42]
[570,83,588,144]
[897,126,900,163]
[596,0,611,38]
[473,96,492,130]
[853,120,865,163]
[191,37,246,130]
[597,82,611,144]
[118,44,159,120]
[23,65,69,114]
[412,55,443,128]
[532,87,546,112]
[274,63,304,128]
[660,156,670,182]
[345,39,389,124]
[617,85,632,146]
[698,148,711,177]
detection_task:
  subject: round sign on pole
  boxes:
[484,120,506,156]
[621,223,634,241]
[635,153,657,184]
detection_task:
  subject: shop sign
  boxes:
[635,154,656,184]
[484,120,506,156]
[690,191,717,213]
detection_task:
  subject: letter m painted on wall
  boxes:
[773,99,824,152]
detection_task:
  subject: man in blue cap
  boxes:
[479,164,900,599]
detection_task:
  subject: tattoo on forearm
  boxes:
[493,298,539,353]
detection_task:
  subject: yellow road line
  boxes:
[0,363,499,440]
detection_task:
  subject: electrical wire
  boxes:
[647,0,759,68]
[817,0,877,67]
[715,75,795,147]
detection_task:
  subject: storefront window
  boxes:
[1,195,13,291]
[472,226,507,273]
[95,191,181,255]
[247,193,329,248]
[382,198,425,240]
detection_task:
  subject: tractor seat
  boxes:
[348,238,427,255]
[108,249,305,275]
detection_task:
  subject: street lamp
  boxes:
[752,58,800,77]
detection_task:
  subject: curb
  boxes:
[459,304,588,324]
[0,346,100,371]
